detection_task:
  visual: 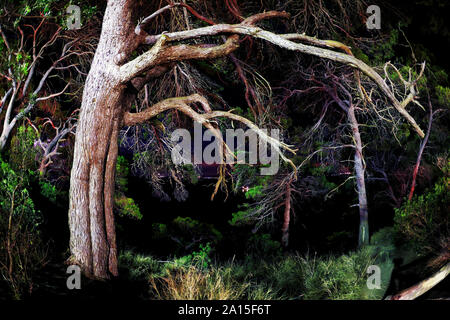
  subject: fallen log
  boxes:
[386,262,450,300]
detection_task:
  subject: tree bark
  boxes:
[67,1,243,278]
[281,182,292,247]
[327,87,369,247]
[68,0,138,278]
[347,105,369,247]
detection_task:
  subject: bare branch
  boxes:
[140,13,424,137]
[119,35,240,83]
[123,94,296,171]
[387,262,450,300]
[135,3,181,36]
[408,95,442,200]
[0,88,13,113]
[36,82,70,102]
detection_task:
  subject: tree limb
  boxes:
[123,94,296,170]
[140,12,424,137]
[119,35,240,83]
[387,262,450,300]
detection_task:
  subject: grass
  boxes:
[119,246,386,300]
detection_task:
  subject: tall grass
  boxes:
[150,265,248,300]
[120,247,385,300]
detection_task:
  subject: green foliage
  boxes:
[173,216,200,230]
[119,250,164,280]
[371,29,399,64]
[0,159,39,229]
[9,125,38,172]
[435,85,450,108]
[301,249,375,300]
[114,156,143,220]
[171,216,223,248]
[246,233,282,258]
[0,156,46,299]
[28,0,56,15]
[4,0,59,28]
[229,164,273,226]
[264,256,305,298]
[39,180,58,203]
[362,228,396,299]
[244,185,264,199]
[151,223,168,240]
[182,164,199,184]
[308,164,337,191]
[114,195,142,220]
[174,242,213,270]
[229,204,253,226]
[231,106,256,123]
[394,177,449,256]
[115,155,129,192]
[352,46,370,65]
[120,244,387,300]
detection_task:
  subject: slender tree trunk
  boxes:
[347,105,369,247]
[281,182,291,247]
[68,0,137,278]
[0,125,12,151]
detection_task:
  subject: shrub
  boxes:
[9,124,38,172]
[174,242,213,270]
[363,227,396,299]
[436,85,450,108]
[123,248,385,300]
[115,155,129,192]
[115,195,142,220]
[0,157,47,299]
[394,177,449,259]
[246,233,282,259]
[301,249,375,300]
[119,250,163,280]
[121,251,277,300]
[265,256,305,298]
[170,216,222,254]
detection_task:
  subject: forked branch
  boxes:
[128,10,424,137]
[123,94,296,170]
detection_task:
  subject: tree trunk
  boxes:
[68,0,137,278]
[0,125,12,151]
[281,182,291,247]
[347,105,369,247]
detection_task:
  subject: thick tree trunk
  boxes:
[68,0,137,278]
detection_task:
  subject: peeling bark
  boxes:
[68,0,137,278]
